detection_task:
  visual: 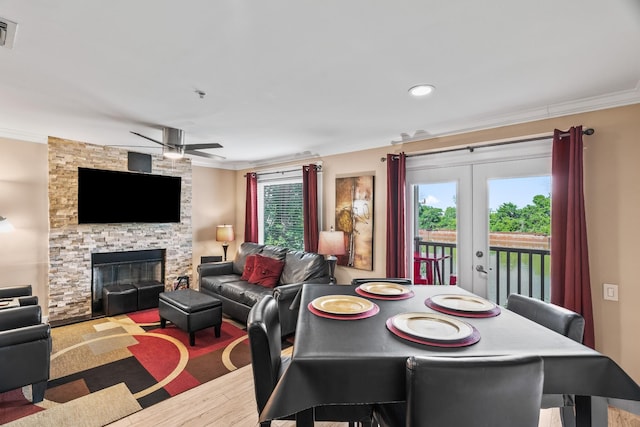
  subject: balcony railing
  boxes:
[414,239,550,306]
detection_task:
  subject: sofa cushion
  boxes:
[215,279,273,307]
[241,254,258,281]
[233,242,265,275]
[260,245,288,261]
[281,250,329,284]
[200,274,242,295]
[249,254,285,288]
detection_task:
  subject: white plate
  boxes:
[430,294,496,312]
[359,282,411,296]
[311,295,374,315]
[391,312,474,341]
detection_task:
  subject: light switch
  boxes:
[603,283,618,301]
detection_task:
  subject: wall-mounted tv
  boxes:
[78,167,182,224]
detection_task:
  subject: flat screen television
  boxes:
[78,167,182,224]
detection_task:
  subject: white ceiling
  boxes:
[1,1,639,169]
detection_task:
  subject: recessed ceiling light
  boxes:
[408,84,435,97]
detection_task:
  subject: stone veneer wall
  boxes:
[48,137,193,323]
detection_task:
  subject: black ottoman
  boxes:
[133,281,165,310]
[103,283,138,316]
[158,289,222,346]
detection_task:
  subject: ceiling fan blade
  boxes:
[130,131,170,148]
[183,143,223,150]
[185,149,226,160]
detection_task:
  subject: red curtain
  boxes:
[244,172,258,243]
[386,153,407,278]
[302,164,319,252]
[551,126,595,348]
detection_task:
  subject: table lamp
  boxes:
[317,227,346,284]
[216,224,235,261]
[0,216,14,233]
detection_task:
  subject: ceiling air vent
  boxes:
[0,18,18,49]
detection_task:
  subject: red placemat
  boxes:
[308,302,380,320]
[385,318,481,347]
[424,298,501,318]
[355,287,415,300]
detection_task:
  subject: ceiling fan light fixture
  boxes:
[408,84,435,97]
[163,145,184,159]
[163,127,185,146]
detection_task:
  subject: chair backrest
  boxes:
[506,293,585,343]
[351,278,412,286]
[0,285,32,299]
[18,296,39,306]
[406,355,544,427]
[0,305,42,331]
[247,295,283,412]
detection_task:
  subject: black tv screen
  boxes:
[78,168,182,224]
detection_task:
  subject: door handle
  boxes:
[475,265,488,274]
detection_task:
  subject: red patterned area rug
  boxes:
[0,309,250,425]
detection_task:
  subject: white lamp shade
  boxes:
[317,230,346,256]
[216,224,235,242]
[0,216,14,233]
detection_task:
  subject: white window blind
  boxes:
[258,173,304,251]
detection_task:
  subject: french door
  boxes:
[406,140,551,301]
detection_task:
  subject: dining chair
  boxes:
[247,295,374,427]
[350,278,412,286]
[0,285,38,306]
[0,305,52,402]
[374,355,544,427]
[506,293,585,427]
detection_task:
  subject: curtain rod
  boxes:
[381,128,595,162]
[243,164,322,178]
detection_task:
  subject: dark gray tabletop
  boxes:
[261,284,640,423]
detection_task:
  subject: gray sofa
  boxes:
[198,242,330,336]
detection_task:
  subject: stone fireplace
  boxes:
[91,249,165,316]
[47,137,193,324]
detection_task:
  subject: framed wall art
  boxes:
[335,175,374,271]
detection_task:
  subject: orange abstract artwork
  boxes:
[335,175,374,270]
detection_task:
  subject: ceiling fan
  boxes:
[130,127,225,160]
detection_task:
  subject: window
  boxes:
[407,140,551,302]
[258,173,304,250]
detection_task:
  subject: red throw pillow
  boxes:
[241,255,258,281]
[248,254,285,288]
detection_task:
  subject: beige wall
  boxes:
[1,102,639,381]
[191,165,237,286]
[0,137,49,308]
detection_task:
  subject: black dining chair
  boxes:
[506,293,585,427]
[351,278,412,286]
[0,285,39,307]
[0,305,52,402]
[375,355,544,427]
[247,295,373,427]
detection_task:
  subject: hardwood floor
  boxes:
[108,352,640,427]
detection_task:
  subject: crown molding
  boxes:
[0,127,47,144]
[418,83,640,142]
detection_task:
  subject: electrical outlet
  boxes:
[603,283,619,301]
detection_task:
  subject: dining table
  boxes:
[260,283,640,427]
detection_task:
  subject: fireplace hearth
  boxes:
[91,249,165,317]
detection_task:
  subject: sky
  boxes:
[418,176,551,211]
